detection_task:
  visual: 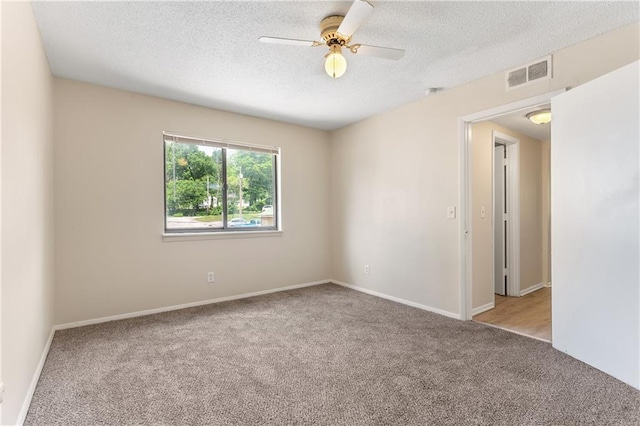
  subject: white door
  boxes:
[494,144,507,296]
[552,61,639,389]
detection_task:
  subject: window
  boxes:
[164,133,279,233]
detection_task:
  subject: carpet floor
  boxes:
[26,284,640,425]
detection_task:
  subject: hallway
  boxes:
[473,287,551,341]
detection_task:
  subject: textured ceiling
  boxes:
[32,1,638,130]
[492,103,551,142]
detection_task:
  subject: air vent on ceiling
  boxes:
[505,55,552,91]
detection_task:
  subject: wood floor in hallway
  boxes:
[473,287,551,342]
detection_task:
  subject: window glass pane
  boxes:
[164,135,278,233]
[165,141,223,231]
[226,148,276,229]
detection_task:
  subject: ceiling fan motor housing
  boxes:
[257,0,405,75]
[320,15,348,46]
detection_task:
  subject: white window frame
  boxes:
[163,132,280,235]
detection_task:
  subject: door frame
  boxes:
[458,89,565,320]
[492,131,520,298]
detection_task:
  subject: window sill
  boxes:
[162,230,283,242]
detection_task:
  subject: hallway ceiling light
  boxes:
[526,109,552,124]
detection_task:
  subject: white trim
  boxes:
[460,89,566,123]
[472,302,495,316]
[163,131,280,154]
[520,282,545,296]
[162,230,283,242]
[331,280,461,320]
[506,140,520,297]
[459,89,566,321]
[459,119,473,320]
[55,280,328,330]
[16,329,55,425]
[475,321,551,343]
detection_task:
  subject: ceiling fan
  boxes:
[259,0,405,79]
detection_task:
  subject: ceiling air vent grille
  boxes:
[505,56,552,91]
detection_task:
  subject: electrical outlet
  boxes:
[207,272,215,283]
[364,264,370,275]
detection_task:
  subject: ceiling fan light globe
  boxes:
[325,48,347,78]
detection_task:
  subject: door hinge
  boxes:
[503,159,508,166]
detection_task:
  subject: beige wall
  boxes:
[470,121,544,310]
[469,121,494,309]
[1,2,55,424]
[54,79,331,324]
[518,127,543,293]
[329,23,639,317]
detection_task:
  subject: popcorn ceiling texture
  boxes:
[25,284,640,425]
[32,1,638,130]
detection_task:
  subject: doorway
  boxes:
[472,118,550,340]
[458,91,560,340]
[491,131,520,299]
[494,143,507,297]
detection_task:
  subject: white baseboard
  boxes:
[520,282,545,296]
[472,302,495,316]
[331,280,460,320]
[16,328,55,425]
[54,280,329,331]
[544,282,552,288]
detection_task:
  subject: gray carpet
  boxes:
[26,283,640,425]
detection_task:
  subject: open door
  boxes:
[551,61,639,389]
[494,144,506,296]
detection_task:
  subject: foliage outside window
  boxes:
[164,133,279,233]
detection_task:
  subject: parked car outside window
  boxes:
[228,218,250,227]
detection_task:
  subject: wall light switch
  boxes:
[447,206,456,219]
[480,206,486,219]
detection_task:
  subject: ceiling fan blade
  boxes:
[337,0,374,37]
[258,36,318,47]
[351,44,405,60]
